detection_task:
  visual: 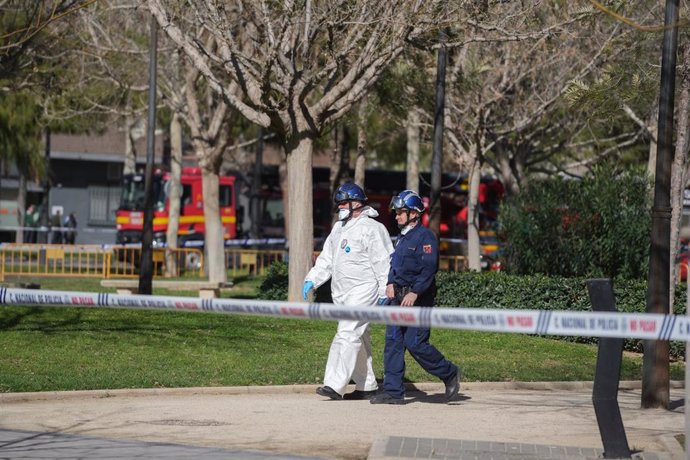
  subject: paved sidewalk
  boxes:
[0,382,685,460]
[0,428,321,459]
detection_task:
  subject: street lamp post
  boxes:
[642,0,678,409]
[138,13,158,295]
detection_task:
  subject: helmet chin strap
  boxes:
[339,201,360,224]
[397,210,420,229]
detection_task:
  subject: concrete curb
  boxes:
[1,380,684,403]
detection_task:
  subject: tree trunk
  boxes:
[286,137,314,302]
[354,101,367,188]
[124,108,137,175]
[329,125,351,226]
[406,108,420,192]
[669,44,690,309]
[15,173,26,243]
[165,112,183,277]
[339,126,351,184]
[38,128,50,244]
[201,167,227,284]
[250,128,264,239]
[279,158,289,236]
[467,152,481,271]
[329,126,351,193]
[647,105,659,182]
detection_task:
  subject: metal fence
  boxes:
[0,244,287,279]
[0,244,110,280]
[107,246,205,278]
[0,243,528,280]
[0,244,204,280]
[224,249,286,276]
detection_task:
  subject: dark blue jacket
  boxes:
[387,224,438,296]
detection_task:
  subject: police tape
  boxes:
[0,287,688,341]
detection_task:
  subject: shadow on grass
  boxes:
[0,307,80,331]
[0,304,324,351]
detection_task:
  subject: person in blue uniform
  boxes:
[370,190,460,405]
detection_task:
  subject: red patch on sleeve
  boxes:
[423,244,432,254]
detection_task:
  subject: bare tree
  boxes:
[182,54,235,284]
[69,1,151,133]
[149,0,448,300]
[76,1,234,279]
[441,2,640,269]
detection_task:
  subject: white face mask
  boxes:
[338,208,351,221]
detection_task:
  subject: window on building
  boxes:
[106,163,123,182]
[89,186,121,225]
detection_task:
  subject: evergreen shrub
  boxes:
[259,261,289,300]
[259,261,332,302]
[499,166,651,279]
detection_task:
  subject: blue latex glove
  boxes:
[302,281,314,301]
[377,296,389,306]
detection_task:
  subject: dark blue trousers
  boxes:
[382,306,458,399]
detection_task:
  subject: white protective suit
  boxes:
[305,206,394,396]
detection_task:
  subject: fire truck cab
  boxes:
[115,167,237,246]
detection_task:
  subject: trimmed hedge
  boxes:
[259,262,685,358]
[439,271,684,358]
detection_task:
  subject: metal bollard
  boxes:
[586,278,632,459]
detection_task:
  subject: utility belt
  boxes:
[393,284,412,301]
[393,283,435,306]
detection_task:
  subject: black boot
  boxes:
[369,392,405,405]
[343,389,378,400]
[316,386,342,400]
[444,369,461,402]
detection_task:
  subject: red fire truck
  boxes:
[115,167,237,245]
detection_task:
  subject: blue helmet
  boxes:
[389,190,425,213]
[333,182,367,204]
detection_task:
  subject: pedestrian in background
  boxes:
[23,205,38,243]
[303,182,393,401]
[51,210,63,244]
[64,212,77,244]
[370,190,460,405]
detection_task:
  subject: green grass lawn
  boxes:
[0,276,685,392]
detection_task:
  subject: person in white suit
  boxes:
[303,182,393,400]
